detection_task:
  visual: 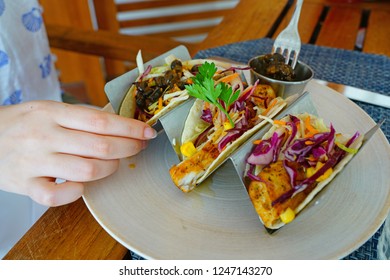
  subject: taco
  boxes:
[169,61,287,192]
[119,52,233,125]
[244,113,362,229]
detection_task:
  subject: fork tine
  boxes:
[284,49,291,64]
[291,50,299,69]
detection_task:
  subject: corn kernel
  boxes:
[180,142,197,158]
[223,121,234,130]
[280,207,295,224]
[317,167,333,182]
[306,166,316,178]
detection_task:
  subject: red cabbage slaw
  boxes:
[246,114,360,206]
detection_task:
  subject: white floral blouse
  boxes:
[0,0,61,105]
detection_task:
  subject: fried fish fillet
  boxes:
[248,161,317,228]
[169,142,220,192]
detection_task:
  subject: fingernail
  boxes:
[144,127,157,139]
[142,140,148,150]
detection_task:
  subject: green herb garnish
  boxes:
[185,62,240,127]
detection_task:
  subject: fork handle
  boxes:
[287,0,304,30]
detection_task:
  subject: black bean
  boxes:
[171,59,183,72]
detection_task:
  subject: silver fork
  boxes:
[272,0,303,69]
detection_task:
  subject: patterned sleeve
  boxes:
[0,0,62,105]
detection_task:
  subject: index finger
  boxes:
[53,103,157,140]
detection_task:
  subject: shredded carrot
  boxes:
[273,120,287,126]
[158,96,163,110]
[187,78,194,84]
[307,155,316,162]
[213,110,219,122]
[218,72,240,84]
[305,140,315,145]
[261,99,278,116]
[253,139,262,145]
[304,115,319,137]
[153,97,164,115]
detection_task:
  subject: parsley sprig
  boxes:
[185,62,240,127]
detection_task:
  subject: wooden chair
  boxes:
[92,0,239,80]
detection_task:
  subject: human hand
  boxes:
[0,101,157,206]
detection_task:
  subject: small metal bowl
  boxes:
[248,55,314,99]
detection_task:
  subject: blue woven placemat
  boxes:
[194,38,389,260]
[130,38,389,260]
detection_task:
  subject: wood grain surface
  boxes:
[4,198,127,260]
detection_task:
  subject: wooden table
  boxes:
[4,0,389,260]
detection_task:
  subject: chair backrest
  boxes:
[93,0,238,42]
[92,0,239,79]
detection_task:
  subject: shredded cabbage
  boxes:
[201,108,213,123]
[335,141,359,154]
[136,50,144,75]
[163,90,188,101]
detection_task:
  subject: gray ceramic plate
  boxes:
[83,81,390,259]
